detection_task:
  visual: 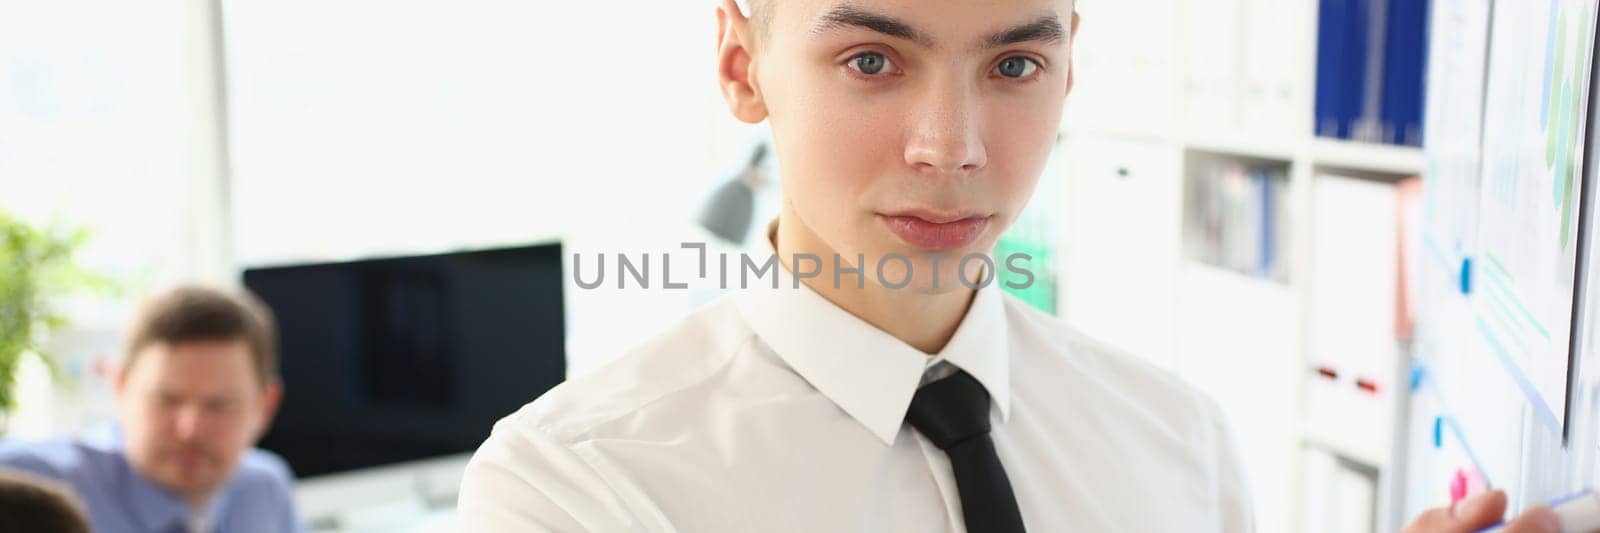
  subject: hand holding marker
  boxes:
[1472,490,1600,533]
[1403,490,1596,533]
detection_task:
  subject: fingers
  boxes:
[1500,506,1560,533]
[1404,507,1460,533]
[1403,490,1508,533]
[1457,491,1513,528]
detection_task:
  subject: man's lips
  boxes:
[878,211,992,251]
[166,449,214,466]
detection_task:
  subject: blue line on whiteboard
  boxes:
[1481,281,1531,352]
[1416,360,1497,488]
[1422,234,1477,295]
[1425,234,1460,279]
[1478,256,1552,339]
[1442,414,1496,488]
[1473,315,1564,434]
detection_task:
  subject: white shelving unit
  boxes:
[1056,1,1423,532]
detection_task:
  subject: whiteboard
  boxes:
[1405,0,1600,523]
[1473,0,1594,436]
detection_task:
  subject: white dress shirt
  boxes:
[460,225,1255,532]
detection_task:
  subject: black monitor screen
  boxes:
[244,243,565,479]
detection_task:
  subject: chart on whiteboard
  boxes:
[1473,0,1597,434]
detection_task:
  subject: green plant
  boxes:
[0,212,112,411]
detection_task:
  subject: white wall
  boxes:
[0,0,217,436]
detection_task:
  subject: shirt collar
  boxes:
[116,447,194,532]
[734,219,1011,446]
[97,425,231,533]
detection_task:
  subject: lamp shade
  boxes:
[697,175,755,245]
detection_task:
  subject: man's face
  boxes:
[749,0,1074,291]
[114,340,279,501]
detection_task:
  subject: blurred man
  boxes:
[0,285,303,533]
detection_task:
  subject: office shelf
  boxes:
[1310,138,1426,177]
[1057,1,1424,532]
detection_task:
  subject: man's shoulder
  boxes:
[1002,294,1220,427]
[0,438,294,489]
[0,438,99,479]
[1006,297,1253,530]
[495,295,757,446]
[233,448,296,489]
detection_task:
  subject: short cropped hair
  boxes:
[123,285,279,386]
[741,0,1075,42]
[0,469,91,533]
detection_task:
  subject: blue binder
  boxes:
[1316,0,1351,138]
[1382,0,1430,147]
[1315,0,1374,140]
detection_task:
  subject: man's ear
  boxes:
[105,355,130,399]
[255,378,284,438]
[717,0,769,124]
[1065,12,1081,96]
[100,357,121,389]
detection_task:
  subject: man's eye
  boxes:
[995,56,1039,79]
[848,52,896,76]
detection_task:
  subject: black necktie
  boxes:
[905,369,1026,533]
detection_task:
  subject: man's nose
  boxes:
[904,80,988,176]
[173,404,206,439]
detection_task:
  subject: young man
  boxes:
[460,1,1567,531]
[462,1,1245,531]
[0,286,304,533]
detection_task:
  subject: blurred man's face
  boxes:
[736,0,1075,291]
[114,340,279,502]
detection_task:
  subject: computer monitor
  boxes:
[244,243,565,479]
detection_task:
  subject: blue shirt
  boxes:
[0,435,305,533]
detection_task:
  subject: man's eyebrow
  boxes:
[811,6,1067,51]
[985,15,1067,48]
[811,5,933,47]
